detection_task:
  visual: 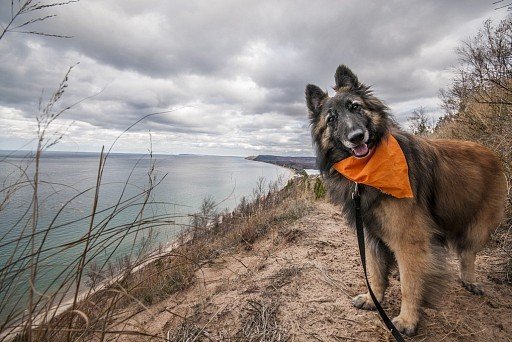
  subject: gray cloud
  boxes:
[0,0,507,155]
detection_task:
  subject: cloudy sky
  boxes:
[0,1,507,156]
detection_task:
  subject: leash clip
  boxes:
[352,182,359,199]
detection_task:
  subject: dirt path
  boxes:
[118,201,512,341]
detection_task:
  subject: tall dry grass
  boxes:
[0,68,313,340]
[0,70,191,341]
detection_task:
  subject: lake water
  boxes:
[0,150,292,323]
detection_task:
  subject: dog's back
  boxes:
[395,131,507,251]
[422,137,506,250]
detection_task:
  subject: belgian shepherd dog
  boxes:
[305,65,507,335]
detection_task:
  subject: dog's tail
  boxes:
[422,242,449,309]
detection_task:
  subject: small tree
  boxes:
[407,107,435,136]
[190,196,217,237]
[440,16,512,116]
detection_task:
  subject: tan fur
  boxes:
[375,200,438,331]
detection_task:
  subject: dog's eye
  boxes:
[326,110,337,124]
[350,103,361,111]
[325,109,338,125]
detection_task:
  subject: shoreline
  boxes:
[245,155,317,173]
[248,158,320,177]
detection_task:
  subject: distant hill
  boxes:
[246,155,317,171]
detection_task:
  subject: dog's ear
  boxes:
[334,65,359,91]
[306,84,327,118]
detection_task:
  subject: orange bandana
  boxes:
[333,134,413,198]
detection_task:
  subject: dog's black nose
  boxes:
[348,129,365,144]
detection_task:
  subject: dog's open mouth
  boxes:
[351,143,372,158]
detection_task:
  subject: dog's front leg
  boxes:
[374,201,436,336]
[390,238,432,336]
[352,238,392,310]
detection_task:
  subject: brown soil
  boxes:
[115,201,512,341]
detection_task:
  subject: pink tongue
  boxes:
[352,144,369,157]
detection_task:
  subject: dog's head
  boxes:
[306,65,391,171]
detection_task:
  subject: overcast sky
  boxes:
[0,1,507,156]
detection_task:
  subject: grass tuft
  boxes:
[236,300,289,342]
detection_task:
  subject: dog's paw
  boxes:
[351,293,376,310]
[462,280,484,295]
[392,315,418,336]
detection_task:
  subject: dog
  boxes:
[305,65,507,336]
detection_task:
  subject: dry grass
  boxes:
[150,177,317,341]
[268,266,302,290]
[164,299,292,341]
[166,320,211,342]
[235,300,289,342]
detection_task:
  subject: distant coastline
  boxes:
[246,155,317,172]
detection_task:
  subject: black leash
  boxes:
[353,183,405,342]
